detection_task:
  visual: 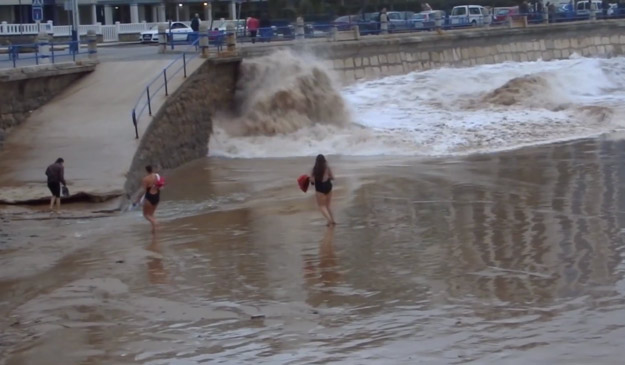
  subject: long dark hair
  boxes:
[312,154,327,182]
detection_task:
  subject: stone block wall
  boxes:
[239,19,625,85]
[124,57,241,196]
[0,62,96,146]
[323,20,625,84]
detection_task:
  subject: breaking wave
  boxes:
[215,50,349,137]
[210,54,625,158]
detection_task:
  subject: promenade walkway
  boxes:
[0,53,203,204]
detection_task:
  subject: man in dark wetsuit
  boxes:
[45,158,66,211]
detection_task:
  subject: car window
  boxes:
[413,14,426,20]
[171,23,186,29]
[469,7,482,15]
[364,12,378,21]
[389,13,401,20]
[496,9,509,15]
[452,7,467,16]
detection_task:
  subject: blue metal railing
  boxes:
[1,40,91,68]
[231,10,625,43]
[130,35,207,139]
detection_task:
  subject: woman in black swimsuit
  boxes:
[310,154,336,226]
[135,165,160,233]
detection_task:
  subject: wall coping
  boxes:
[0,60,97,82]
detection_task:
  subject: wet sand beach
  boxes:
[2,136,625,364]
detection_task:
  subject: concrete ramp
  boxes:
[0,58,203,204]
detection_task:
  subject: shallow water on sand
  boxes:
[3,137,625,364]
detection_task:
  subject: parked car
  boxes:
[140,22,193,43]
[411,10,446,30]
[333,15,362,31]
[492,6,519,24]
[576,0,602,16]
[387,11,415,32]
[212,19,246,37]
[449,5,491,27]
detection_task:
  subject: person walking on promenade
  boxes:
[247,15,260,43]
[45,158,67,212]
[191,13,200,32]
[134,165,163,234]
[310,154,336,226]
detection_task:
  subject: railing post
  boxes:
[132,110,139,139]
[183,53,187,77]
[163,69,168,96]
[146,86,152,116]
[11,45,16,68]
[51,41,55,64]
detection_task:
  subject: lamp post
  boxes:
[18,0,23,34]
[72,0,80,43]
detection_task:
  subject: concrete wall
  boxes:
[124,57,240,196]
[0,61,96,146]
[241,19,625,85]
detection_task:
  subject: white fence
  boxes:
[0,21,191,42]
[0,22,53,35]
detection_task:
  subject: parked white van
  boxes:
[450,5,492,27]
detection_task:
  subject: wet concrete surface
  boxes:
[2,136,625,364]
[0,44,205,204]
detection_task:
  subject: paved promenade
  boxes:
[0,46,203,204]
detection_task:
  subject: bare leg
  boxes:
[143,203,158,234]
[326,192,335,225]
[56,197,61,211]
[50,196,55,211]
[316,193,333,226]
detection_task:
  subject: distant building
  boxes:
[0,0,247,26]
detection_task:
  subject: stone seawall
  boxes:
[0,61,96,146]
[124,57,241,196]
[241,19,625,84]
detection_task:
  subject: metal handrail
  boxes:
[130,36,203,139]
[1,40,87,68]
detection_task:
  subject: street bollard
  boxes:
[590,10,597,21]
[226,22,236,54]
[295,16,305,40]
[87,29,97,60]
[36,31,50,64]
[507,15,513,28]
[158,24,167,53]
[199,23,209,58]
[352,25,360,41]
[543,8,549,24]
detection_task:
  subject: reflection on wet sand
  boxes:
[2,138,625,363]
[146,235,168,285]
[304,227,342,307]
